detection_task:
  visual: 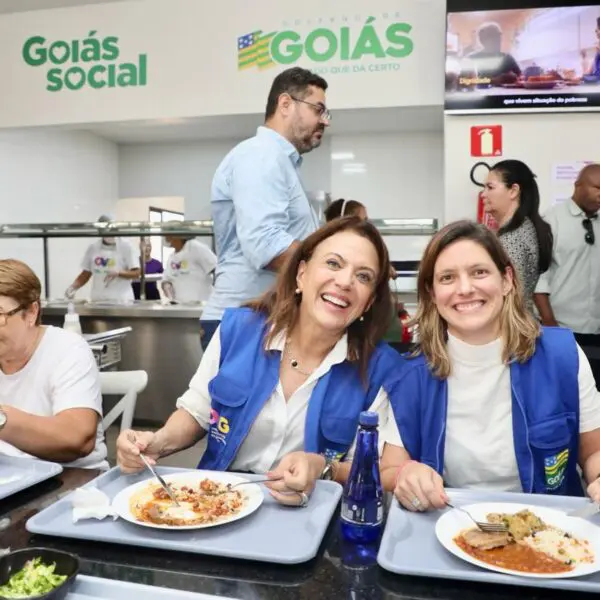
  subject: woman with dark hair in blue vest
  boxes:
[387,220,600,513]
[116,217,404,507]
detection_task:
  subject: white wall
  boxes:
[331,131,444,260]
[0,129,118,297]
[444,113,600,224]
[118,137,333,220]
[117,132,443,261]
[115,196,184,222]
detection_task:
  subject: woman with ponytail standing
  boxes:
[324,198,368,222]
[482,159,553,312]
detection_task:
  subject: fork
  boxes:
[208,476,284,496]
[446,502,509,533]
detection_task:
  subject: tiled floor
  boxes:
[104,425,207,469]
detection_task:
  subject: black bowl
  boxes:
[0,547,79,600]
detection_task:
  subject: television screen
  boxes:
[445,0,600,113]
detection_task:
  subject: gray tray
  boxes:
[68,574,234,599]
[378,488,600,593]
[0,455,63,501]
[27,466,342,564]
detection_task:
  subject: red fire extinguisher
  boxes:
[471,162,499,231]
[399,308,412,344]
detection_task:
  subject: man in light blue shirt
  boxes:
[200,67,330,349]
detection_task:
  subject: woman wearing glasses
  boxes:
[0,260,108,468]
[388,221,600,511]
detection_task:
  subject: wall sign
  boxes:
[0,0,445,128]
[470,125,502,157]
[237,16,414,74]
[22,32,147,93]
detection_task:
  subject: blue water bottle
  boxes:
[340,411,384,544]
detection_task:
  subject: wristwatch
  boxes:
[0,406,7,432]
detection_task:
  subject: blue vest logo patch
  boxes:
[209,409,230,445]
[544,449,568,490]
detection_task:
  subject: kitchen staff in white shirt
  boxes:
[161,236,217,304]
[65,215,140,302]
[116,217,404,506]
[0,259,108,469]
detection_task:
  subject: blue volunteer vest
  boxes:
[387,327,584,496]
[198,307,401,471]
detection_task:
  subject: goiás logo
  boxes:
[22,31,147,92]
[544,448,569,491]
[237,15,413,74]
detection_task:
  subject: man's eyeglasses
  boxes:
[583,218,596,245]
[0,304,25,327]
[289,96,331,121]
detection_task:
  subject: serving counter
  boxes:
[42,301,202,425]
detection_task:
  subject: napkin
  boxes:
[71,487,118,523]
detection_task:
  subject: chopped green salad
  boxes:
[0,557,67,598]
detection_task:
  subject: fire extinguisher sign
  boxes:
[470,125,502,157]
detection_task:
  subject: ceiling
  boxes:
[80,106,443,144]
[0,0,127,13]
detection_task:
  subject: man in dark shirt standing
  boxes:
[469,22,521,86]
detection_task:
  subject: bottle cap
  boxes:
[359,411,378,427]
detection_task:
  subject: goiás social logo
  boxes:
[22,31,147,92]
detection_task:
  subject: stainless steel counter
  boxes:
[42,300,203,319]
[42,301,202,425]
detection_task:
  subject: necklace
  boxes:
[284,341,314,377]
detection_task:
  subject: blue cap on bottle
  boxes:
[359,411,379,427]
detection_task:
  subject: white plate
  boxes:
[436,502,600,579]
[112,470,264,530]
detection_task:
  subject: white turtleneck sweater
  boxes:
[399,333,600,492]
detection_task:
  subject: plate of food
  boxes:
[436,502,600,578]
[112,470,264,530]
[523,79,560,89]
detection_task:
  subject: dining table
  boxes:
[0,467,595,600]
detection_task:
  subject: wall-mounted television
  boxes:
[445,0,600,113]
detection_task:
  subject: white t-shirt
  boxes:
[163,240,217,303]
[177,327,401,473]
[0,326,108,469]
[397,333,600,492]
[81,239,138,302]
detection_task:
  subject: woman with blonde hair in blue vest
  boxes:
[387,220,600,512]
[116,217,404,508]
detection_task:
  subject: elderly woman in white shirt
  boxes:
[387,220,600,512]
[117,217,404,507]
[0,259,107,468]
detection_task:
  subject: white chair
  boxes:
[100,370,148,433]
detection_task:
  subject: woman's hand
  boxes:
[394,461,448,512]
[587,478,600,504]
[265,451,325,507]
[116,429,163,474]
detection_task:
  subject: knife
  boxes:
[139,452,181,506]
[568,502,600,518]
